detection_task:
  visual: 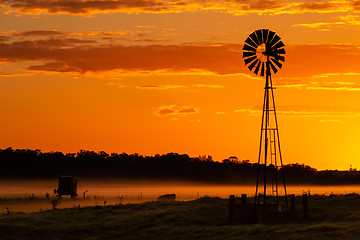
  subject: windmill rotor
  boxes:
[242,29,285,76]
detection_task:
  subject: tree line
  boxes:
[0,148,359,185]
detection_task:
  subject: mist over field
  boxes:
[1,178,360,213]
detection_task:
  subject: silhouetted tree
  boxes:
[0,148,359,185]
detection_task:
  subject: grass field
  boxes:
[1,195,360,240]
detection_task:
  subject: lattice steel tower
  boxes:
[242,29,287,206]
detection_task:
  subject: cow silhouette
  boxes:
[157,194,176,201]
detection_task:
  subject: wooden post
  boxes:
[302,193,309,221]
[228,195,235,223]
[229,195,235,205]
[290,194,295,212]
[241,194,247,205]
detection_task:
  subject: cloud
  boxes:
[0,71,29,76]
[70,30,137,37]
[277,74,360,91]
[235,105,360,118]
[0,35,10,42]
[0,0,356,16]
[132,38,168,42]
[137,85,186,90]
[241,0,284,11]
[108,82,125,88]
[298,1,335,11]
[292,22,333,29]
[12,30,65,37]
[136,84,224,90]
[292,14,360,31]
[0,0,179,14]
[65,30,167,43]
[306,82,360,91]
[192,84,224,88]
[1,38,96,51]
[0,42,245,74]
[354,0,360,11]
[284,44,360,78]
[153,105,199,117]
[288,0,352,14]
[318,119,344,123]
[27,62,80,72]
[1,40,360,78]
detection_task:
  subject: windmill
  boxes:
[242,29,287,208]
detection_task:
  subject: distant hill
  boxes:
[1,148,360,185]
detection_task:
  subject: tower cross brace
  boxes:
[255,57,288,207]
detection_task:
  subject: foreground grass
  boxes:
[1,195,360,240]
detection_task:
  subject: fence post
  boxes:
[302,193,309,221]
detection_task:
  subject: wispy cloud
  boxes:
[0,71,30,77]
[192,84,224,88]
[292,14,360,31]
[137,85,186,90]
[153,105,199,117]
[12,30,65,37]
[319,119,345,123]
[306,82,360,91]
[1,39,360,79]
[136,84,224,91]
[0,42,245,74]
[277,74,360,91]
[298,1,336,11]
[235,105,360,118]
[0,0,357,16]
[0,35,10,42]
[7,29,167,44]
[0,0,175,15]
[108,82,125,88]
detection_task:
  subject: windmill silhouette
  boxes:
[242,29,287,208]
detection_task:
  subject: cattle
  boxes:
[157,193,176,201]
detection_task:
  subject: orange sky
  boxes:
[1,0,360,170]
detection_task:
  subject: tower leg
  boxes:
[255,59,287,208]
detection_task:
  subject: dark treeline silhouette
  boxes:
[1,148,360,185]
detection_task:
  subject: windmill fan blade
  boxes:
[272,41,285,50]
[274,48,286,55]
[245,37,258,49]
[268,60,278,74]
[248,59,259,71]
[262,29,269,44]
[266,31,275,44]
[243,44,256,52]
[276,55,285,62]
[250,32,260,46]
[254,61,261,75]
[269,35,281,48]
[260,62,265,76]
[243,51,256,58]
[244,55,257,65]
[255,30,263,44]
[271,58,282,69]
